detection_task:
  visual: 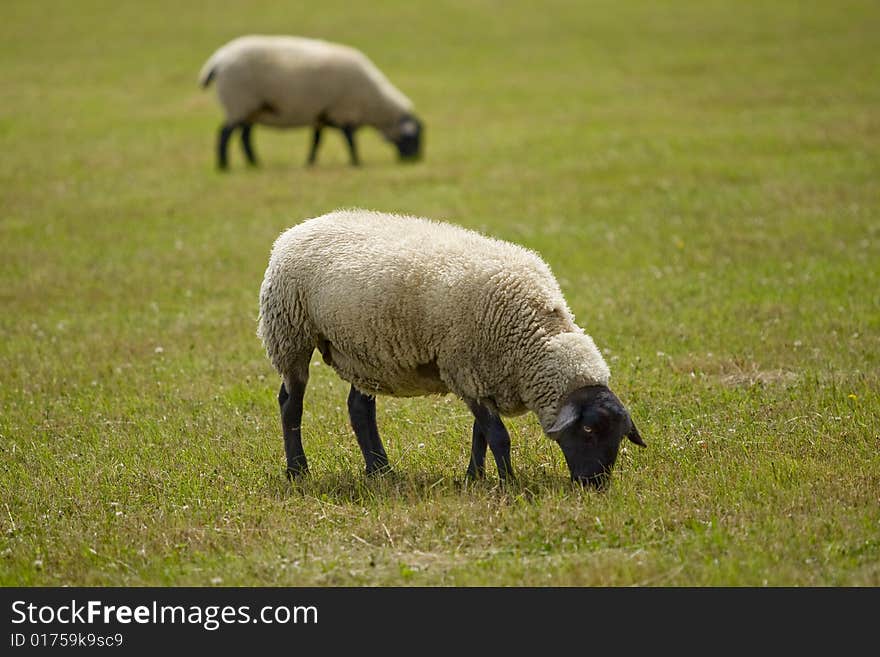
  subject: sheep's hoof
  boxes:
[285,465,309,481]
[365,463,393,478]
[465,467,485,481]
[497,473,517,490]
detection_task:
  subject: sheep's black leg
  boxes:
[307,126,323,166]
[279,381,308,479]
[240,123,258,166]
[217,123,237,170]
[341,125,360,166]
[347,385,390,475]
[466,419,488,480]
[468,401,514,482]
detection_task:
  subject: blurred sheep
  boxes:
[199,35,423,170]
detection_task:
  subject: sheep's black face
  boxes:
[394,115,423,161]
[547,385,645,489]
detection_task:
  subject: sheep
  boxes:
[198,35,423,170]
[257,209,645,488]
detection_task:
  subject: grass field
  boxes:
[1,0,878,586]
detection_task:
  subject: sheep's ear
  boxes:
[547,401,580,434]
[627,418,647,447]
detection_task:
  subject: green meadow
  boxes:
[1,0,878,586]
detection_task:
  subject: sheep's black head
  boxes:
[546,385,645,489]
[391,114,423,161]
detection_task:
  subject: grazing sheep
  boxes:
[258,209,645,487]
[198,35,423,170]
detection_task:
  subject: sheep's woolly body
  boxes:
[199,36,413,135]
[258,210,610,430]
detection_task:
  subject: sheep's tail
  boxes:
[199,66,216,89]
[197,49,223,88]
[258,268,313,383]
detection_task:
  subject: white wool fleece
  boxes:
[257,209,610,431]
[199,36,414,138]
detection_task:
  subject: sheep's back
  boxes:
[262,210,577,399]
[211,36,411,128]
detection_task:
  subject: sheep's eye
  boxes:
[583,425,599,444]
